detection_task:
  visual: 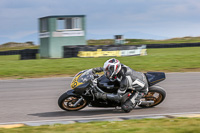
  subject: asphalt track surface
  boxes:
[0,72,200,124]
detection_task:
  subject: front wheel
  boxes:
[138,86,166,108]
[58,92,87,111]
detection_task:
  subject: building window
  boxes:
[57,18,65,30]
[57,17,81,30]
[73,18,81,29]
[66,18,73,29]
[41,19,48,32]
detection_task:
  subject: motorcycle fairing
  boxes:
[71,72,84,89]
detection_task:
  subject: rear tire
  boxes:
[138,86,166,108]
[58,92,87,111]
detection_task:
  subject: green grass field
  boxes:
[0,47,200,79]
[0,118,200,133]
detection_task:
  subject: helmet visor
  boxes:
[105,65,115,79]
[105,70,112,79]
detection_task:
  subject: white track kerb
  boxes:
[0,112,200,128]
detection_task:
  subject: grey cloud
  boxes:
[0,0,200,44]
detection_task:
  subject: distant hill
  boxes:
[0,42,38,51]
[0,42,35,48]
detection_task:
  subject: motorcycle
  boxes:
[58,69,166,112]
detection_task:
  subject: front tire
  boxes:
[58,92,87,111]
[138,86,166,108]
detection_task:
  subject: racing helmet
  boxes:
[103,58,121,80]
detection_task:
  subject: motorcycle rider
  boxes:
[92,58,149,112]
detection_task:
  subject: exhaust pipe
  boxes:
[140,101,154,105]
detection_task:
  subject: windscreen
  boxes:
[77,69,93,83]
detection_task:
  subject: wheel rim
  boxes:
[62,96,87,111]
[144,92,163,106]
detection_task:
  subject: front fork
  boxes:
[72,88,92,107]
[73,97,84,107]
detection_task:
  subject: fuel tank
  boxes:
[97,75,120,93]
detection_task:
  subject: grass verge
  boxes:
[0,47,200,79]
[0,118,200,133]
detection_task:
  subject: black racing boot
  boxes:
[121,92,145,112]
[121,92,139,113]
[121,100,136,113]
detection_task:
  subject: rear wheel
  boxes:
[138,86,166,108]
[58,93,87,111]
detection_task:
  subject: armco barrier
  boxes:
[0,49,39,57]
[63,45,146,58]
[0,49,38,60]
[146,42,200,48]
[0,50,22,55]
[63,42,200,58]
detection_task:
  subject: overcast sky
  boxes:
[0,0,200,44]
